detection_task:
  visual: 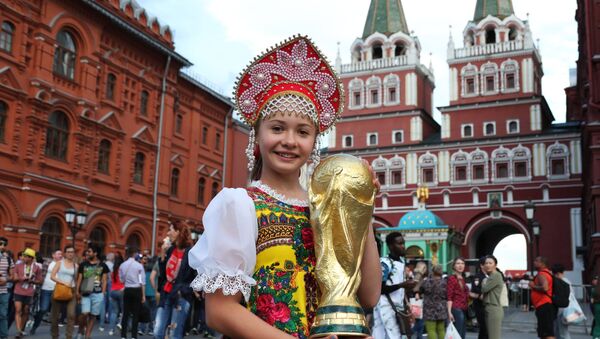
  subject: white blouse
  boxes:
[188,182,308,302]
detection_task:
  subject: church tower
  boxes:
[329,0,436,151]
[441,0,552,141]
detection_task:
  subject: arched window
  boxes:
[0,101,6,143]
[484,122,496,136]
[512,146,531,179]
[140,90,149,116]
[53,30,77,80]
[349,79,364,109]
[89,226,106,255]
[368,133,378,146]
[481,62,498,94]
[501,60,520,92]
[392,130,403,144]
[0,21,14,53]
[105,73,116,100]
[451,150,470,184]
[389,155,405,187]
[372,157,388,186]
[45,111,69,160]
[366,76,381,107]
[461,64,478,97]
[97,139,111,174]
[40,217,62,258]
[197,177,206,205]
[394,42,406,56]
[215,132,221,151]
[507,120,519,134]
[202,126,208,144]
[470,149,488,182]
[170,168,180,197]
[485,28,496,44]
[418,153,437,185]
[126,233,141,251]
[383,74,400,105]
[546,142,570,179]
[175,114,183,134]
[133,152,145,184]
[491,147,511,181]
[462,124,473,138]
[372,42,383,59]
[343,135,353,148]
[211,182,219,198]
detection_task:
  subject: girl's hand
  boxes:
[361,159,381,193]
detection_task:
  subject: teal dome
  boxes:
[397,210,448,230]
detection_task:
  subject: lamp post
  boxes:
[65,208,87,247]
[532,220,541,259]
[524,200,536,274]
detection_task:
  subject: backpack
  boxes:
[550,275,570,308]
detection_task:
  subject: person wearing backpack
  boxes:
[530,256,557,339]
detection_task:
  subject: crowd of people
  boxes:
[0,221,216,339]
[372,231,588,339]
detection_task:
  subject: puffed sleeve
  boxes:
[189,188,257,302]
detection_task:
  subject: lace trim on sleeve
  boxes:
[191,273,252,302]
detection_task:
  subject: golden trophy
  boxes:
[308,154,376,338]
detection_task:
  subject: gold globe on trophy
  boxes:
[308,154,376,338]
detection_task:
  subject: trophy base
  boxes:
[309,306,370,339]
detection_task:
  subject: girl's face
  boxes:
[167,225,179,243]
[257,111,317,179]
[484,258,497,273]
[454,259,465,274]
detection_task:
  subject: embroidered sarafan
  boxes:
[246,186,318,338]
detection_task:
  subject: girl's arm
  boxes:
[50,261,65,285]
[357,228,381,308]
[206,291,295,339]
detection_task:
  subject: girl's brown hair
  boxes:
[172,220,192,249]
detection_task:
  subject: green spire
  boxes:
[473,0,515,22]
[362,0,409,39]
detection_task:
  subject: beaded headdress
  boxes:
[234,35,344,172]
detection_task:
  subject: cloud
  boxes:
[138,0,577,122]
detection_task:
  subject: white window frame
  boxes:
[470,149,489,183]
[348,78,364,110]
[366,76,382,108]
[383,74,400,106]
[391,130,404,144]
[501,59,520,93]
[507,119,520,134]
[418,152,438,186]
[388,155,405,188]
[461,123,474,138]
[546,142,570,180]
[367,132,378,146]
[451,150,471,185]
[491,147,512,183]
[480,62,499,95]
[461,64,479,98]
[372,156,388,187]
[483,121,496,136]
[511,145,531,181]
[342,135,354,148]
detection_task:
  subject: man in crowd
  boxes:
[530,256,557,339]
[76,245,109,339]
[13,248,42,338]
[119,247,145,339]
[373,232,417,339]
[30,248,62,335]
[0,237,13,339]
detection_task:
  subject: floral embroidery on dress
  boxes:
[246,185,319,338]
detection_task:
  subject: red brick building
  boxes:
[0,0,234,257]
[326,0,584,282]
[567,0,600,277]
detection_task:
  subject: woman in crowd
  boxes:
[50,245,77,339]
[481,255,504,339]
[153,221,195,339]
[108,255,124,336]
[421,264,447,339]
[447,257,470,339]
[139,254,157,336]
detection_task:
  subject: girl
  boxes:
[481,255,504,339]
[189,36,381,338]
[108,255,124,336]
[447,257,470,339]
[50,245,78,339]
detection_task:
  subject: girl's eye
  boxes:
[271,126,283,132]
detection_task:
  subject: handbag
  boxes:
[53,283,73,301]
[385,293,414,336]
[139,303,151,323]
[409,297,423,319]
[444,321,462,339]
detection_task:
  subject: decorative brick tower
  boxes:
[329,0,436,157]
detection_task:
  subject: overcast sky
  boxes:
[138,0,577,124]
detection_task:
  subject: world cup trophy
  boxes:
[308,154,376,338]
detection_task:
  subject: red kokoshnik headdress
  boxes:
[234,35,344,171]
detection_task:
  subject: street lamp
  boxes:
[524,201,536,275]
[65,208,87,247]
[532,220,541,260]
